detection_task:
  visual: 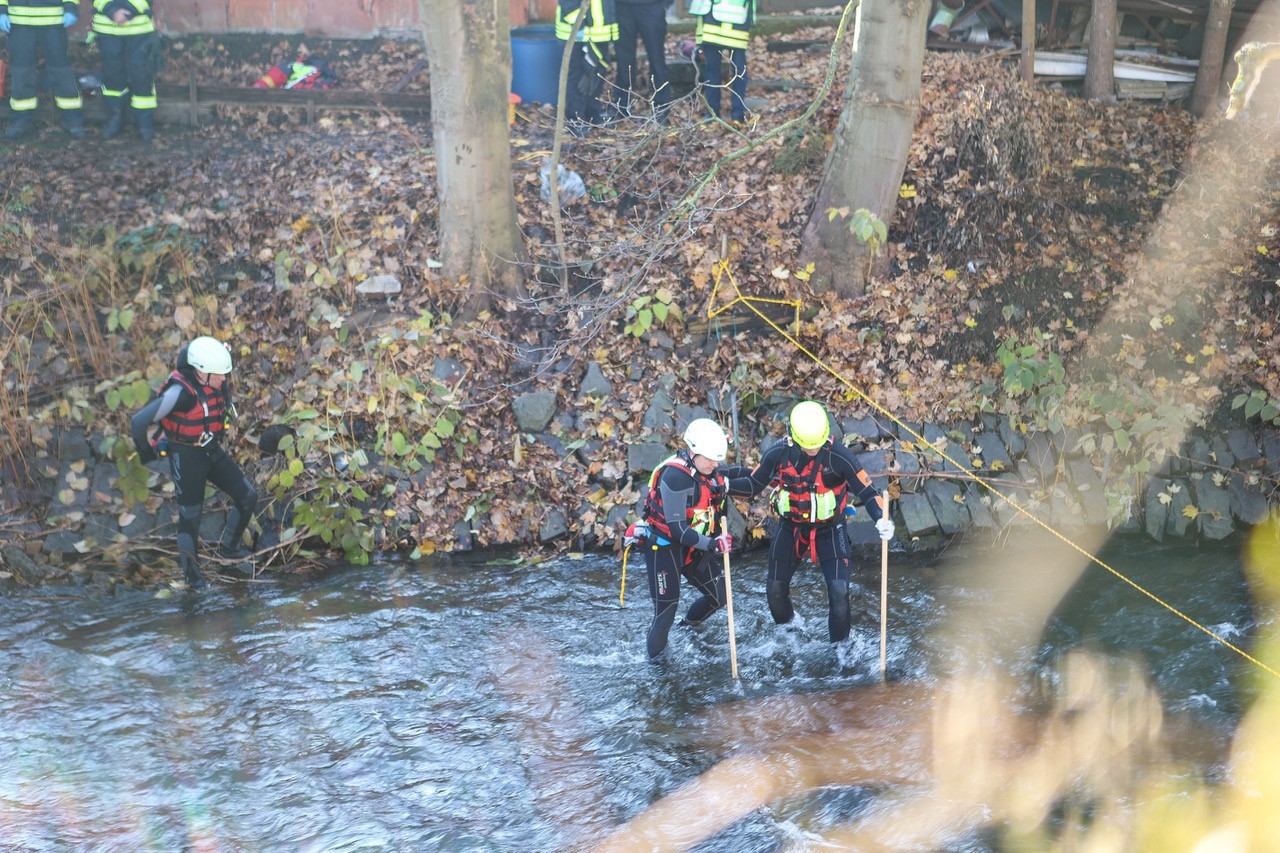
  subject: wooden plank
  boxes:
[154,82,433,114]
[388,59,429,93]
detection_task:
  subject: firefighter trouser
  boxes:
[614,1,669,114]
[7,24,81,114]
[97,31,157,112]
[699,44,748,121]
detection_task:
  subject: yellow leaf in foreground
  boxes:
[1182,505,1200,519]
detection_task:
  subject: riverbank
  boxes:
[2,33,1279,590]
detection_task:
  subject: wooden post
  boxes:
[1021,0,1036,82]
[721,516,738,681]
[1189,0,1236,117]
[879,537,888,680]
[1083,0,1117,101]
[188,70,198,126]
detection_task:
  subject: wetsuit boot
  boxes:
[177,503,205,589]
[218,485,258,573]
[178,535,204,589]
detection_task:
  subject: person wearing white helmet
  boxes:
[130,336,257,589]
[635,417,739,659]
[726,400,893,643]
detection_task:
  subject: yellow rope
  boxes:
[710,260,1280,682]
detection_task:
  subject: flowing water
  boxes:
[0,536,1262,851]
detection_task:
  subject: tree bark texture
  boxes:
[1189,0,1235,117]
[800,0,928,297]
[1082,0,1116,101]
[419,0,528,316]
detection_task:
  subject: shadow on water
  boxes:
[0,535,1261,850]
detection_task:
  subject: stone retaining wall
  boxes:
[2,363,1278,587]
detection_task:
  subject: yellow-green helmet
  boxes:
[789,401,830,449]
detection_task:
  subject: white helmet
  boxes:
[683,418,728,462]
[186,336,233,375]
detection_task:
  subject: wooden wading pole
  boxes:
[880,499,890,682]
[722,515,738,680]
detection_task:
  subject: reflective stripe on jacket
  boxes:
[694,0,753,48]
[555,0,618,42]
[91,0,155,35]
[4,1,74,27]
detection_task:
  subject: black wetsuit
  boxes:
[130,373,256,587]
[642,454,729,658]
[727,440,884,642]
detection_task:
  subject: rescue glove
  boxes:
[0,14,10,32]
[875,517,895,542]
[712,531,733,553]
[63,11,77,27]
[576,44,607,99]
[623,521,649,547]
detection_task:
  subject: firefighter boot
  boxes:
[134,110,154,143]
[4,113,33,140]
[101,97,124,140]
[62,110,85,139]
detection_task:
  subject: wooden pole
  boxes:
[880,535,888,681]
[1083,0,1117,101]
[1189,0,1235,117]
[1021,0,1036,82]
[722,516,738,680]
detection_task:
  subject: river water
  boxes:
[0,535,1264,851]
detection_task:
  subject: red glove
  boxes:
[712,532,733,553]
[623,521,649,547]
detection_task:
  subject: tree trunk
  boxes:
[1020,0,1036,83]
[800,0,929,297]
[419,0,528,317]
[1082,0,1116,101]
[1189,0,1235,117]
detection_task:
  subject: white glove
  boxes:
[875,517,895,542]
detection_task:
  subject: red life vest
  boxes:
[770,438,849,525]
[641,453,727,543]
[158,370,228,446]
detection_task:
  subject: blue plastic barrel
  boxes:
[511,25,562,106]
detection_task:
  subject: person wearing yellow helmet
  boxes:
[636,417,738,659]
[130,336,257,589]
[726,400,894,642]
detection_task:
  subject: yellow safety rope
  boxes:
[710,258,1280,682]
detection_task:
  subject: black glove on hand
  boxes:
[577,44,606,99]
